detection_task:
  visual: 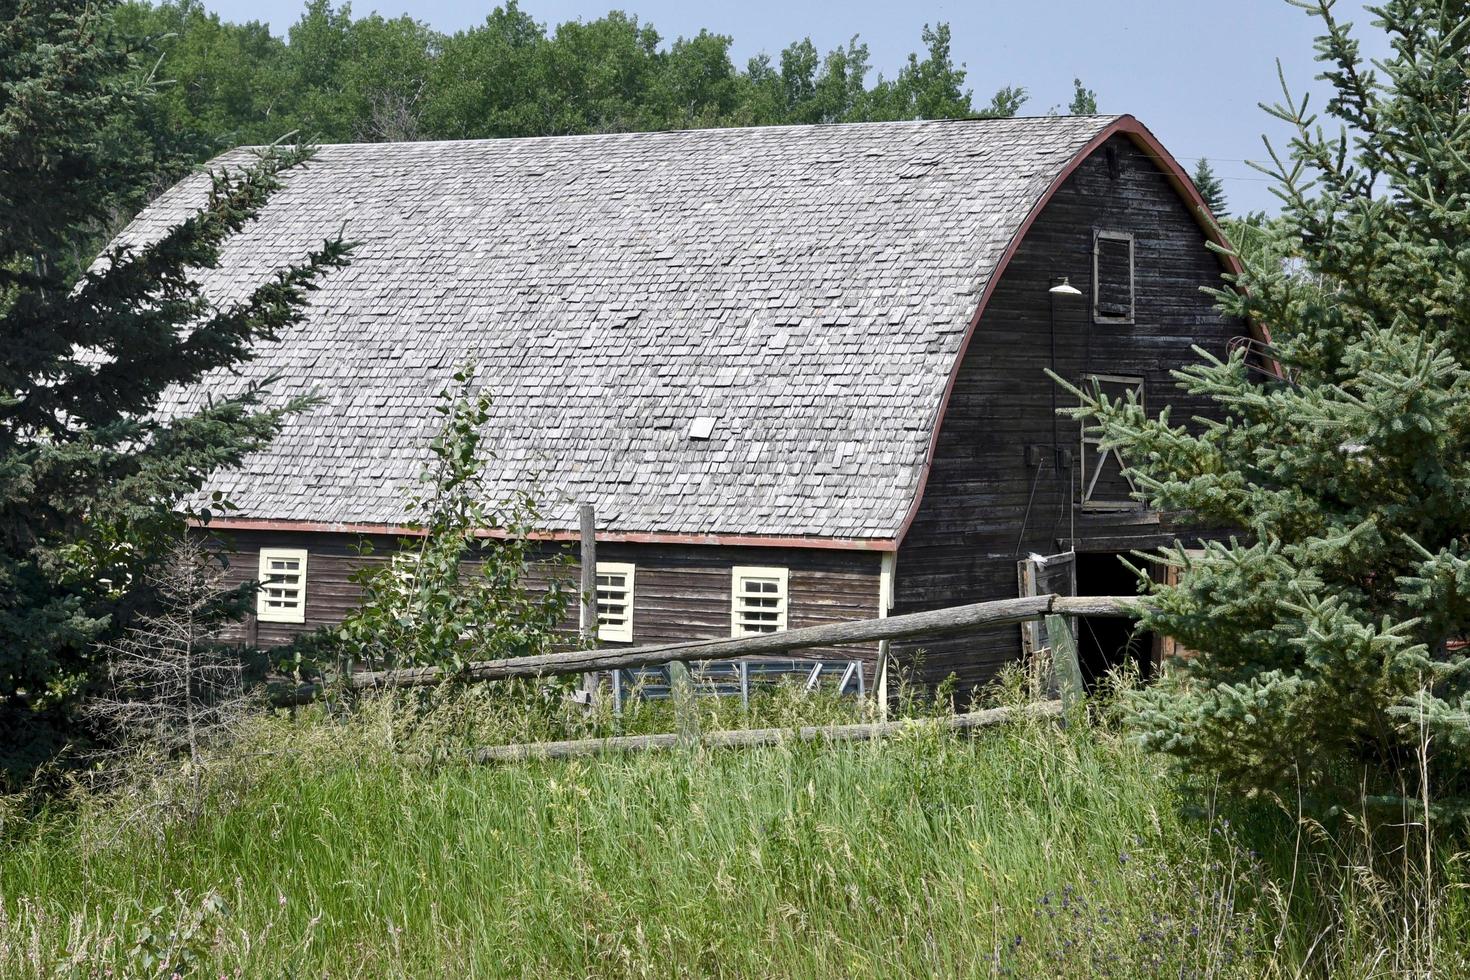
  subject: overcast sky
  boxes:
[199,0,1389,215]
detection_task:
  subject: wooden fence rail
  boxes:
[472,701,1064,763]
[280,592,1148,705]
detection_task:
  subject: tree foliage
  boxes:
[0,0,352,784]
[1068,78,1098,115]
[1065,0,1470,819]
[1192,157,1229,216]
[112,1,1059,151]
[337,370,570,676]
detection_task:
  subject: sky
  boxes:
[198,0,1390,215]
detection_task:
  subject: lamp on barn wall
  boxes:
[1048,277,1082,474]
[1048,275,1084,547]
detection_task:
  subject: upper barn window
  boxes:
[1093,230,1135,324]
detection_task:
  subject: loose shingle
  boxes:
[119,116,1120,541]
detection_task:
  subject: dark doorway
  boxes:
[1073,552,1153,688]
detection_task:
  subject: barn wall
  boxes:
[207,529,883,667]
[892,134,1245,694]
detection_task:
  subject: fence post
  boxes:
[669,660,700,745]
[578,503,598,706]
[1044,613,1085,709]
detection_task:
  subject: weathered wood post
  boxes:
[578,503,598,706]
[669,660,700,745]
[1044,613,1085,710]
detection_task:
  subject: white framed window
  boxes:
[1093,230,1135,324]
[731,566,789,636]
[596,562,635,643]
[257,548,308,624]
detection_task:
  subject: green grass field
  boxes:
[1,691,1464,978]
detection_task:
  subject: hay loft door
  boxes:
[1080,374,1145,511]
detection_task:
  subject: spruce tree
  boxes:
[1064,0,1470,819]
[1191,157,1229,216]
[0,0,352,782]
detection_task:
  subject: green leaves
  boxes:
[337,370,570,678]
[0,1,352,786]
[114,1,1045,148]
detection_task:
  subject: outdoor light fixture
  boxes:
[1046,275,1082,479]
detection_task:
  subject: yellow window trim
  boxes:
[730,565,789,637]
[257,547,308,624]
[595,561,636,643]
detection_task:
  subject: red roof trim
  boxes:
[194,516,898,553]
[892,115,1258,551]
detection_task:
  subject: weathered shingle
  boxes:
[121,115,1120,540]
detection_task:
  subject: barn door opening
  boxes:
[1017,550,1076,692]
[1074,552,1154,687]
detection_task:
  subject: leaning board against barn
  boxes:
[113,114,1255,695]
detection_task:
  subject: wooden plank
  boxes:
[1045,613,1086,708]
[669,660,699,744]
[471,701,1064,762]
[578,503,597,704]
[277,593,1147,703]
[578,503,597,643]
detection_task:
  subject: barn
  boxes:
[122,113,1252,695]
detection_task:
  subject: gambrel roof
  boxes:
[119,114,1216,547]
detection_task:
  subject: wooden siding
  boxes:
[206,530,883,670]
[892,134,1243,693]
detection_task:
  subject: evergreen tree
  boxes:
[0,0,352,783]
[1191,157,1229,216]
[1063,0,1470,819]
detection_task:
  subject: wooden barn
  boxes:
[123,113,1254,695]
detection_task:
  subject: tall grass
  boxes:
[1,688,1464,978]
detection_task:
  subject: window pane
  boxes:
[1096,236,1132,319]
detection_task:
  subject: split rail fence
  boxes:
[282,592,1147,717]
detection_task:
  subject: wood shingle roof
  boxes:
[124,115,1124,542]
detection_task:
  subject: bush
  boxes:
[336,368,571,677]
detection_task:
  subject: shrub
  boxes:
[335,368,571,677]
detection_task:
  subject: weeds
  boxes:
[1,685,1464,978]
